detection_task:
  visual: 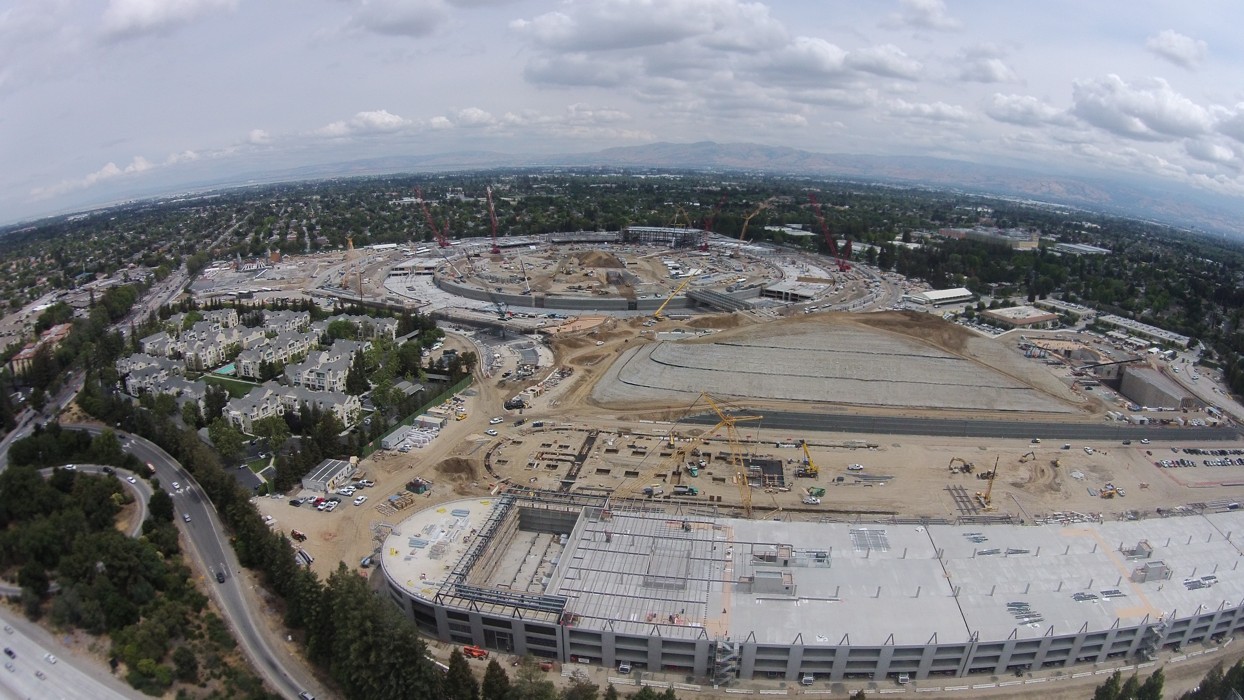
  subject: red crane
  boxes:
[486,186,501,255]
[700,195,726,252]
[415,188,451,248]
[808,193,851,271]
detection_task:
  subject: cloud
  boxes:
[316,109,412,137]
[1185,139,1236,165]
[960,57,1018,84]
[888,98,971,123]
[523,53,638,87]
[101,0,236,41]
[1071,75,1213,141]
[846,44,921,80]
[344,0,449,37]
[30,156,154,199]
[247,129,271,145]
[986,94,1065,126]
[885,0,960,31]
[1217,104,1244,145]
[1145,30,1207,69]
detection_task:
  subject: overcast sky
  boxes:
[4,0,1244,224]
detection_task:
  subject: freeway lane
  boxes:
[71,425,322,700]
[0,608,140,700]
[683,410,1242,442]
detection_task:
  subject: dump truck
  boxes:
[806,486,826,498]
[673,485,699,496]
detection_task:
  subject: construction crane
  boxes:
[345,235,363,300]
[738,197,775,241]
[485,186,501,255]
[975,456,1000,511]
[518,257,532,295]
[652,278,692,321]
[808,193,851,272]
[798,440,819,478]
[415,188,452,249]
[699,195,726,252]
[699,394,762,519]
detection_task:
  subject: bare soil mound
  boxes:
[435,457,479,481]
[684,313,749,330]
[849,310,974,355]
[573,251,625,268]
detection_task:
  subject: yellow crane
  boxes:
[700,394,762,518]
[799,440,819,478]
[737,197,776,241]
[975,456,1000,511]
[652,277,692,321]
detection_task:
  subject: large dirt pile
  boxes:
[684,313,749,330]
[574,251,625,268]
[435,457,479,481]
[849,310,974,355]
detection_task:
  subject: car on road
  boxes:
[182,513,192,523]
[3,648,14,659]
[489,417,504,424]
[847,464,864,471]
[35,670,45,680]
[1141,438,1151,444]
[2,625,11,634]
[43,653,56,664]
[298,692,317,700]
[353,495,368,506]
[215,571,226,583]
[127,475,137,484]
[802,496,821,505]
[486,429,499,436]
[172,481,180,490]
[3,662,12,672]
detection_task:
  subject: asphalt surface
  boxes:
[72,425,322,700]
[683,410,1242,442]
[0,611,139,700]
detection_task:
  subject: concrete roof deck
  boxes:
[386,496,1244,649]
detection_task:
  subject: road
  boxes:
[72,425,322,700]
[683,410,1242,442]
[0,611,140,700]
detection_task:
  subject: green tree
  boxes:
[148,489,175,522]
[445,649,480,700]
[327,319,360,340]
[345,349,369,395]
[252,415,292,451]
[1137,667,1163,700]
[180,400,203,429]
[207,418,245,463]
[172,644,199,683]
[482,658,511,700]
[512,655,557,700]
[202,384,230,422]
[1092,670,1121,700]
[562,674,599,700]
[602,685,619,700]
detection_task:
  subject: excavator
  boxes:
[948,457,974,474]
[797,440,819,478]
[1019,452,1036,463]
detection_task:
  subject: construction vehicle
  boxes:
[737,197,776,241]
[1019,451,1036,463]
[806,486,826,498]
[672,485,699,496]
[462,645,489,659]
[699,195,726,252]
[797,440,819,478]
[975,456,1000,511]
[653,277,692,321]
[1100,484,1117,499]
[948,457,974,474]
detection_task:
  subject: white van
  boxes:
[800,674,814,686]
[617,662,632,674]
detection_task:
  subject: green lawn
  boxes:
[203,374,259,398]
[247,456,271,473]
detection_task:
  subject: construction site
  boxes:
[228,220,1244,693]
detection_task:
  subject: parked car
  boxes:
[489,417,504,424]
[353,495,368,506]
[847,464,864,471]
[485,429,499,436]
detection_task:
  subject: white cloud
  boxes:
[1071,75,1213,141]
[523,54,637,87]
[846,44,921,80]
[1185,139,1236,165]
[960,57,1018,84]
[986,94,1064,126]
[165,150,199,164]
[344,0,449,37]
[247,129,271,145]
[101,0,236,41]
[1145,30,1207,69]
[30,155,154,199]
[1214,104,1244,145]
[887,98,970,123]
[316,109,412,137]
[885,0,960,31]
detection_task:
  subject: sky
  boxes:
[4,0,1244,224]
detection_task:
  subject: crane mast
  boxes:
[486,186,501,255]
[808,192,851,272]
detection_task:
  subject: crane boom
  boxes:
[799,440,819,478]
[738,198,775,241]
[701,394,761,519]
[415,188,451,248]
[486,186,501,255]
[808,192,851,271]
[653,277,691,321]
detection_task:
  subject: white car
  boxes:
[1140,439,1151,444]
[324,501,338,512]
[353,495,368,506]
[127,475,137,484]
[489,417,504,425]
[43,653,56,664]
[182,513,191,523]
[485,429,499,436]
[171,481,180,491]
[847,464,864,471]
[802,496,821,505]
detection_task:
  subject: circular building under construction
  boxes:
[380,491,1244,685]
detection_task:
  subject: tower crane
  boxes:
[518,257,532,295]
[486,186,501,255]
[699,195,726,252]
[345,235,363,300]
[808,193,851,272]
[415,188,451,249]
[652,278,691,321]
[701,394,762,518]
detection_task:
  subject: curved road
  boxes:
[72,425,322,700]
[683,410,1242,443]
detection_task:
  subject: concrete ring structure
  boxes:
[382,491,1244,685]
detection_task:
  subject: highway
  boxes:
[683,410,1242,443]
[73,425,323,700]
[0,610,140,700]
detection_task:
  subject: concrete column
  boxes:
[872,645,895,682]
[785,645,805,683]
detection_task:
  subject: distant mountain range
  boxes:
[218,141,1244,238]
